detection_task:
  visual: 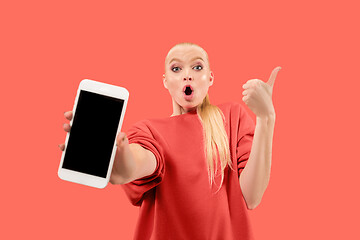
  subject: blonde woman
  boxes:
[60,42,281,239]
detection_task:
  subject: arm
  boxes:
[110,133,157,185]
[240,66,281,209]
[239,115,275,210]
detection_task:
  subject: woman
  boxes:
[59,42,280,239]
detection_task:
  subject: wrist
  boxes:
[256,114,276,125]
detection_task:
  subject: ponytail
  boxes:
[197,95,233,193]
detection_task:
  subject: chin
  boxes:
[181,102,199,110]
[175,96,201,112]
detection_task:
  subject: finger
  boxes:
[242,89,248,96]
[267,66,281,88]
[58,143,65,151]
[244,79,262,88]
[242,95,249,103]
[63,123,71,132]
[116,132,127,147]
[243,81,256,89]
[64,111,73,121]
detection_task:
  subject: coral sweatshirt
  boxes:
[121,102,255,240]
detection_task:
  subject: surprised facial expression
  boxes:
[163,45,214,113]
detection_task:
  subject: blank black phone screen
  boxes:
[62,90,124,178]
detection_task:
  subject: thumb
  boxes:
[267,66,281,87]
[116,132,128,148]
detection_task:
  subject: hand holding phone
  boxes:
[58,79,129,188]
[59,111,131,185]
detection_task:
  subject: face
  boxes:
[163,45,214,113]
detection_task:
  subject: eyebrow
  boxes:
[169,57,204,64]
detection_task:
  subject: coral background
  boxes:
[1,0,359,239]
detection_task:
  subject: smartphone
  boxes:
[58,79,129,188]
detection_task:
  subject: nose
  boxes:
[183,76,193,81]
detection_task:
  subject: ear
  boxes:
[209,72,214,86]
[163,74,168,89]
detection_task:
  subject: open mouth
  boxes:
[183,85,193,96]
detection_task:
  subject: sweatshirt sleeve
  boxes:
[235,103,255,177]
[121,120,165,206]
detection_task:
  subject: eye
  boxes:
[193,65,203,70]
[172,66,181,72]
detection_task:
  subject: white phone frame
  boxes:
[58,79,129,188]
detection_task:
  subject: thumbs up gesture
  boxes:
[242,67,281,119]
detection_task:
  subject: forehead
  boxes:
[166,45,207,64]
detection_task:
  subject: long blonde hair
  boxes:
[168,42,233,192]
[197,95,234,193]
